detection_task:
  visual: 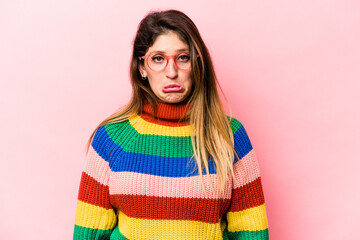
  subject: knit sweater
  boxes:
[73,101,269,240]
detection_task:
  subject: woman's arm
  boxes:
[73,126,117,239]
[226,119,269,239]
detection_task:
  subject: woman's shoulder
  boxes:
[90,118,132,157]
[227,115,254,157]
[102,118,131,132]
[92,118,131,143]
[227,115,245,134]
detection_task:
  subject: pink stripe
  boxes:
[84,145,111,186]
[233,149,261,189]
[109,172,232,199]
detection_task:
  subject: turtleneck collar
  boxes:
[141,99,191,123]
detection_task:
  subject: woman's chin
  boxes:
[160,94,185,104]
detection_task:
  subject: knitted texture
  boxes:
[73,101,269,240]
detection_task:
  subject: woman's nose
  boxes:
[165,58,178,78]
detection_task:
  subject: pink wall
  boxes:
[1,0,359,239]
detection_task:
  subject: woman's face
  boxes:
[139,31,193,104]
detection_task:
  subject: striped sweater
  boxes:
[73,101,269,239]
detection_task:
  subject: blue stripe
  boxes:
[91,123,253,177]
[233,125,253,163]
[91,126,215,177]
[91,125,111,161]
[107,137,217,176]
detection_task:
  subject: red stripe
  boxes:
[139,113,190,127]
[228,177,265,212]
[77,172,112,209]
[109,194,231,223]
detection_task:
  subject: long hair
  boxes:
[86,9,239,196]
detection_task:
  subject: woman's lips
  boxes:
[163,84,184,93]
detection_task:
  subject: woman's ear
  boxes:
[138,63,147,78]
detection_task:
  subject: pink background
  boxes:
[1,0,359,239]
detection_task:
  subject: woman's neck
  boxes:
[140,99,191,126]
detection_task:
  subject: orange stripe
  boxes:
[78,172,112,209]
[110,194,231,223]
[228,177,265,212]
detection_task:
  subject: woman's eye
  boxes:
[151,56,164,63]
[178,55,190,62]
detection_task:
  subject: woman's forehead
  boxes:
[146,31,189,54]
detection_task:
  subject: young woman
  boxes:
[73,9,269,240]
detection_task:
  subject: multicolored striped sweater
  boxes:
[74,101,269,239]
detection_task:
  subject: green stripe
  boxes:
[109,226,129,239]
[105,121,193,157]
[104,117,242,158]
[228,116,243,134]
[225,228,269,240]
[222,227,230,240]
[73,225,114,240]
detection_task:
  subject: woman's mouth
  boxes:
[163,84,184,93]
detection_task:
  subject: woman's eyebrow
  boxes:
[151,48,190,53]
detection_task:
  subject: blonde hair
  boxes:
[86,10,240,197]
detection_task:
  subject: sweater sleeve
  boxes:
[226,118,269,239]
[73,126,117,239]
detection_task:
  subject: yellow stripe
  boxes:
[227,204,268,232]
[118,212,224,239]
[129,115,191,137]
[75,200,117,230]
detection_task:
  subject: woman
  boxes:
[73,9,269,240]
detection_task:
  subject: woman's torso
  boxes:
[104,114,233,239]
